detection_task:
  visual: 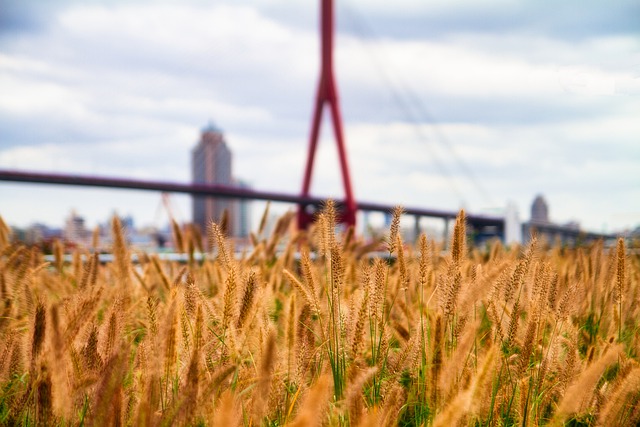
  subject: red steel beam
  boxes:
[0,170,615,241]
[3,169,615,244]
[0,169,320,204]
[0,169,506,225]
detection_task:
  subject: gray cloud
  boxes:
[0,0,52,34]
[338,0,640,41]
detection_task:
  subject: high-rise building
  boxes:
[192,123,234,235]
[531,194,549,224]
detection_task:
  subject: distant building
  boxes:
[563,221,580,231]
[121,214,135,232]
[234,179,251,238]
[531,195,549,224]
[25,223,47,245]
[18,223,60,246]
[64,210,88,245]
[191,122,250,239]
[192,122,233,235]
[505,201,522,245]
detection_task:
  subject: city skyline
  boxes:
[1,0,639,233]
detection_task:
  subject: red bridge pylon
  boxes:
[298,0,357,230]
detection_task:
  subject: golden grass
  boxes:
[0,207,639,426]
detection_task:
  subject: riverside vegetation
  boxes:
[0,203,639,426]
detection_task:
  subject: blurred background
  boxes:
[1,0,639,247]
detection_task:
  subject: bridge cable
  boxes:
[341,2,496,208]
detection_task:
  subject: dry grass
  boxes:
[0,206,639,426]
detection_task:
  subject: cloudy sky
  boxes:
[1,0,639,233]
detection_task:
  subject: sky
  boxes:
[1,0,639,234]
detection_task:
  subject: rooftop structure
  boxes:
[531,194,549,224]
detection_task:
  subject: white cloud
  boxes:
[336,35,635,100]
[0,0,639,234]
[0,73,87,115]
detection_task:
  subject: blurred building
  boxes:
[531,194,549,224]
[192,122,250,239]
[25,223,47,244]
[20,223,62,246]
[192,122,233,235]
[234,179,251,238]
[64,209,88,245]
[120,214,135,232]
[505,200,522,245]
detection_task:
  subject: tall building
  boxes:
[531,194,549,224]
[192,123,234,235]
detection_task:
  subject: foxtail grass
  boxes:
[0,210,638,426]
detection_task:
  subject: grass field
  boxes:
[1,203,639,426]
